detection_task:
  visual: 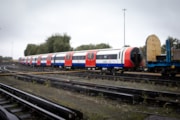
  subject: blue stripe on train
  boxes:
[54,63,64,67]
[72,63,124,68]
[96,63,124,68]
[41,63,46,67]
[72,63,85,68]
[41,62,124,68]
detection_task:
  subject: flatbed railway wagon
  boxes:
[146,35,180,77]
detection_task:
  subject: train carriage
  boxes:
[72,51,86,68]
[25,56,29,65]
[96,49,123,71]
[29,56,33,66]
[20,46,143,73]
[40,54,48,67]
[54,53,66,68]
[19,57,26,65]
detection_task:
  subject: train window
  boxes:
[96,54,117,59]
[66,54,71,60]
[73,56,85,60]
[88,53,90,59]
[91,53,94,59]
[119,52,121,59]
[104,55,107,59]
[42,57,46,61]
[56,56,64,60]
[46,56,50,60]
[81,56,85,59]
[96,55,102,59]
[110,54,117,59]
[38,57,41,60]
[87,53,94,59]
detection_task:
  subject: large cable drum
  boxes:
[146,34,161,62]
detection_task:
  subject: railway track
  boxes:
[4,65,180,87]
[63,71,180,87]
[0,83,83,120]
[3,71,179,110]
[1,65,180,108]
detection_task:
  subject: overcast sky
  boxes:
[0,0,180,59]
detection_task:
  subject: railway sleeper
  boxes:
[0,105,19,120]
[0,83,83,120]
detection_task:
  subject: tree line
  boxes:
[24,33,180,58]
[0,56,13,62]
[24,33,111,56]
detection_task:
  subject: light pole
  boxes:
[122,8,126,47]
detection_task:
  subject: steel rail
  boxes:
[13,73,180,108]
[2,66,180,108]
[62,72,180,86]
[4,65,180,86]
[0,83,83,120]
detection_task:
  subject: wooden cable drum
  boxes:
[146,34,161,62]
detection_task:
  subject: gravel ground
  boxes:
[0,75,180,120]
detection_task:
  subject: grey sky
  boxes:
[0,0,180,59]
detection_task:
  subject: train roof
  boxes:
[23,47,136,58]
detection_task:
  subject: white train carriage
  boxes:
[31,55,38,67]
[54,52,66,68]
[72,51,86,68]
[41,54,48,67]
[96,49,124,71]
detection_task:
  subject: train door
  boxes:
[65,52,73,68]
[26,57,28,65]
[46,54,52,66]
[29,57,33,66]
[37,55,41,66]
[85,51,97,68]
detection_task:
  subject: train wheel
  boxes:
[100,70,105,75]
[161,68,167,77]
[170,73,176,77]
[120,70,124,74]
[110,69,116,76]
